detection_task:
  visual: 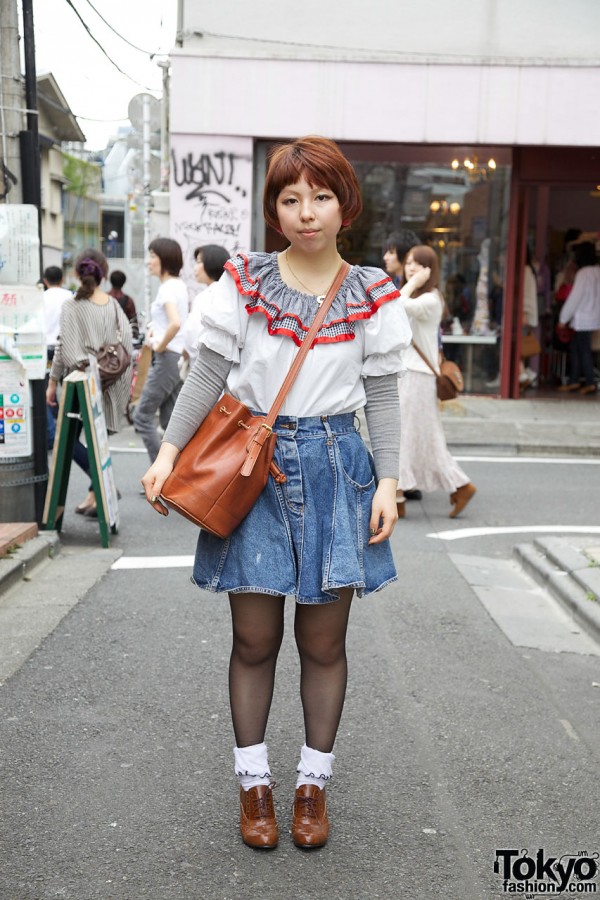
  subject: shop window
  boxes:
[343,149,511,393]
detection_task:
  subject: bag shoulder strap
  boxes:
[265,261,351,426]
[411,339,438,375]
[240,260,351,477]
[110,297,124,341]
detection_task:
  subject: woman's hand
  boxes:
[46,378,58,407]
[368,477,399,544]
[402,266,431,297]
[140,442,180,516]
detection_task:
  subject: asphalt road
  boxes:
[0,443,599,899]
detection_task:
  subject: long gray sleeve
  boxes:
[363,374,401,480]
[162,345,232,450]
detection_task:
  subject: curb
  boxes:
[514,540,600,644]
[0,532,61,599]
[445,440,600,458]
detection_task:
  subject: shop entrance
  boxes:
[502,147,600,399]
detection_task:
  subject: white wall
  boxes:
[181,0,600,64]
[169,134,253,291]
[171,54,600,147]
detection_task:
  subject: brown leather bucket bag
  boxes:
[160,262,350,538]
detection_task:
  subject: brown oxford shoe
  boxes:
[449,482,477,518]
[239,784,279,849]
[292,784,330,849]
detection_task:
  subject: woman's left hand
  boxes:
[368,477,399,544]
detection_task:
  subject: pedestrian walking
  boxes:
[558,241,600,394]
[178,244,230,379]
[395,245,477,519]
[133,238,188,462]
[108,270,139,340]
[46,248,132,516]
[140,136,427,850]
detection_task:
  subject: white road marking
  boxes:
[110,448,600,463]
[454,456,600,465]
[109,446,148,453]
[112,556,194,569]
[429,525,600,542]
[559,719,580,742]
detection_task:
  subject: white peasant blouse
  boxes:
[194,252,412,417]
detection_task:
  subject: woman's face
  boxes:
[148,251,162,278]
[194,255,210,285]
[275,176,342,253]
[403,252,425,280]
[383,247,403,278]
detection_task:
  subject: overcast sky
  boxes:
[27,0,177,150]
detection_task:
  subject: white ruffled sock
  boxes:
[234,742,273,791]
[295,743,335,789]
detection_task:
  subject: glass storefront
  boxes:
[340,144,512,394]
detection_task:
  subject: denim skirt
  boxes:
[191,412,397,604]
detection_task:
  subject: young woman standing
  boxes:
[141,137,426,850]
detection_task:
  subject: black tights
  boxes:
[228,590,352,754]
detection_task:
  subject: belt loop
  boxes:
[322,417,334,441]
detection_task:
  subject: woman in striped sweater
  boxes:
[46,248,133,516]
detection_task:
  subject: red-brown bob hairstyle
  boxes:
[263,136,363,231]
[406,245,440,297]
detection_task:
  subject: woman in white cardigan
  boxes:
[558,241,600,394]
[396,245,476,519]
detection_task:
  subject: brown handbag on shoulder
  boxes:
[412,340,464,401]
[159,261,351,539]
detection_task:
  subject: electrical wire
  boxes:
[79,0,157,56]
[63,0,157,90]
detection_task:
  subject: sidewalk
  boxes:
[440,394,600,456]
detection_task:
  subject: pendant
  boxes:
[316,295,325,306]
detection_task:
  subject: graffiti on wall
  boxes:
[170,135,253,293]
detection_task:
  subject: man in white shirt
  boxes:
[43,266,72,445]
[44,266,72,355]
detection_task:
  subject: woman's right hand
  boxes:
[141,442,180,516]
[401,266,431,297]
[46,379,58,407]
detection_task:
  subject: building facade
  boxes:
[170,0,600,397]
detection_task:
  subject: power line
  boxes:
[79,0,157,56]
[63,0,157,90]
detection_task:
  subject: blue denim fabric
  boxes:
[192,412,397,604]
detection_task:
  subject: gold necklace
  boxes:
[284,249,338,304]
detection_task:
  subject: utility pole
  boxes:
[157,59,170,193]
[21,0,48,525]
[142,93,152,325]
[0,0,24,204]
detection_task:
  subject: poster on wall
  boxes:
[0,205,40,286]
[0,358,31,457]
[0,284,47,379]
[170,134,253,294]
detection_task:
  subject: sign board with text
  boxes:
[43,364,119,548]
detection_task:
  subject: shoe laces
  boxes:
[249,781,276,819]
[295,793,319,820]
